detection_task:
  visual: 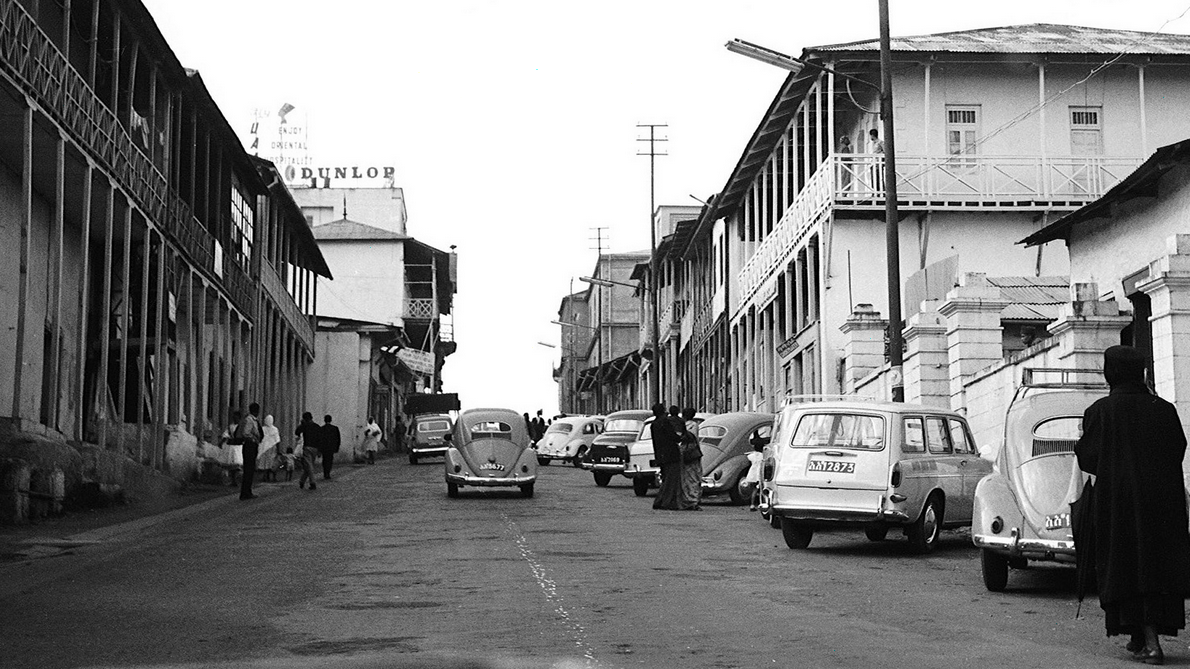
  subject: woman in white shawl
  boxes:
[256,415,282,481]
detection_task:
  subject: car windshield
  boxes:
[468,420,513,441]
[546,422,573,434]
[605,419,644,433]
[790,413,885,451]
[418,420,449,432]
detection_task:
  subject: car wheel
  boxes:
[520,483,534,498]
[907,495,943,554]
[981,548,1010,592]
[727,473,748,506]
[780,517,814,549]
[769,513,781,529]
[865,526,889,542]
[537,456,549,466]
[593,472,613,487]
[572,447,587,468]
[408,453,418,465]
[447,482,459,498]
[632,477,649,497]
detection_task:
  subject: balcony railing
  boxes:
[403,298,437,320]
[0,0,256,316]
[737,152,1140,304]
[259,261,313,351]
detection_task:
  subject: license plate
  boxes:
[601,457,619,463]
[1045,513,1070,530]
[479,463,505,471]
[807,459,855,474]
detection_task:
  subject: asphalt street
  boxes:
[0,457,1176,669]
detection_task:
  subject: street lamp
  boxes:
[725,0,904,402]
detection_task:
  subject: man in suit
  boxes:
[236,403,264,500]
[320,415,341,480]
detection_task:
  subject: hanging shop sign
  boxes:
[396,348,435,376]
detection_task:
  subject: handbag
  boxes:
[681,436,702,464]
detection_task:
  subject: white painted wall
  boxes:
[292,187,407,234]
[305,330,371,462]
[315,240,407,326]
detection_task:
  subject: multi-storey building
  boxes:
[0,0,329,500]
[554,289,589,415]
[675,24,1190,413]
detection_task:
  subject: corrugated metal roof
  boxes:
[812,23,1190,56]
[987,276,1069,320]
[312,218,409,241]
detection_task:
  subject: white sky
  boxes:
[141,0,1190,416]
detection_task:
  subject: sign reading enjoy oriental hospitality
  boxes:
[243,103,396,187]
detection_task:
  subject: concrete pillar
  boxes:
[903,300,949,408]
[939,273,1009,404]
[1139,234,1190,409]
[1047,282,1130,372]
[839,304,888,394]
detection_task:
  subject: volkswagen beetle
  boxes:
[580,409,652,486]
[972,373,1106,591]
[534,415,604,467]
[698,412,774,504]
[444,408,537,498]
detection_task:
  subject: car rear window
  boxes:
[418,420,450,432]
[605,419,643,433]
[698,425,729,448]
[1031,416,1082,457]
[469,421,513,440]
[546,422,573,434]
[790,413,885,451]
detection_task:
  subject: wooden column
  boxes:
[110,10,120,108]
[12,104,33,420]
[98,185,115,449]
[151,234,166,468]
[116,205,132,449]
[1138,65,1148,157]
[87,0,99,87]
[50,136,66,428]
[194,280,206,440]
[75,165,94,440]
[136,224,152,463]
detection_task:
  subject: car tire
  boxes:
[769,513,781,529]
[447,482,459,498]
[572,447,587,468]
[520,483,534,498]
[537,456,549,466]
[632,477,649,497]
[593,472,613,487]
[981,548,1010,592]
[727,473,748,506]
[907,495,943,554]
[865,526,889,542]
[780,517,814,549]
[408,453,418,465]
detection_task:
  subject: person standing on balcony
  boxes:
[868,128,885,195]
[837,135,853,193]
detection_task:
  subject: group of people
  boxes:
[649,403,703,511]
[221,407,341,499]
[524,410,548,446]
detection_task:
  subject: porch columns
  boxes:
[902,300,949,408]
[1139,235,1190,407]
[839,304,888,394]
[1047,282,1130,371]
[939,273,1008,404]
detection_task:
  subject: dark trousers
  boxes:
[240,442,259,499]
[321,450,335,479]
[298,450,317,488]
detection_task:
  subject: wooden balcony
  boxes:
[403,298,436,320]
[259,261,313,351]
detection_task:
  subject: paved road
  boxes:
[0,457,1172,668]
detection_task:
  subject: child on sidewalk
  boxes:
[278,447,296,482]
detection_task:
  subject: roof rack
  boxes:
[1020,367,1108,389]
[780,393,885,408]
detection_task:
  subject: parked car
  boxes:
[581,409,653,486]
[972,377,1106,591]
[624,412,714,497]
[534,415,605,467]
[409,413,453,464]
[444,408,537,498]
[698,412,774,504]
[761,398,991,552]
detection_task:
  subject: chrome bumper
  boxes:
[768,503,911,524]
[973,529,1075,560]
[446,473,536,487]
[584,462,626,472]
[413,446,448,456]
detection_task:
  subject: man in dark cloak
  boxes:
[1075,345,1190,664]
[650,403,683,510]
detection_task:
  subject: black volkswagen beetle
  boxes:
[580,409,652,486]
[697,412,774,504]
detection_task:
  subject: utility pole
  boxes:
[637,123,666,407]
[590,226,609,413]
[879,0,904,402]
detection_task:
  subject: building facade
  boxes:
[674,24,1190,413]
[0,0,328,504]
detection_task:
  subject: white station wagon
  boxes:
[762,398,991,553]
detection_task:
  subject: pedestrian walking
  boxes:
[393,414,406,452]
[320,415,341,480]
[531,410,546,447]
[650,403,683,510]
[295,412,320,491]
[258,414,281,482]
[679,407,702,511]
[220,410,244,487]
[236,403,264,500]
[363,416,382,464]
[280,447,296,482]
[1075,345,1190,664]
